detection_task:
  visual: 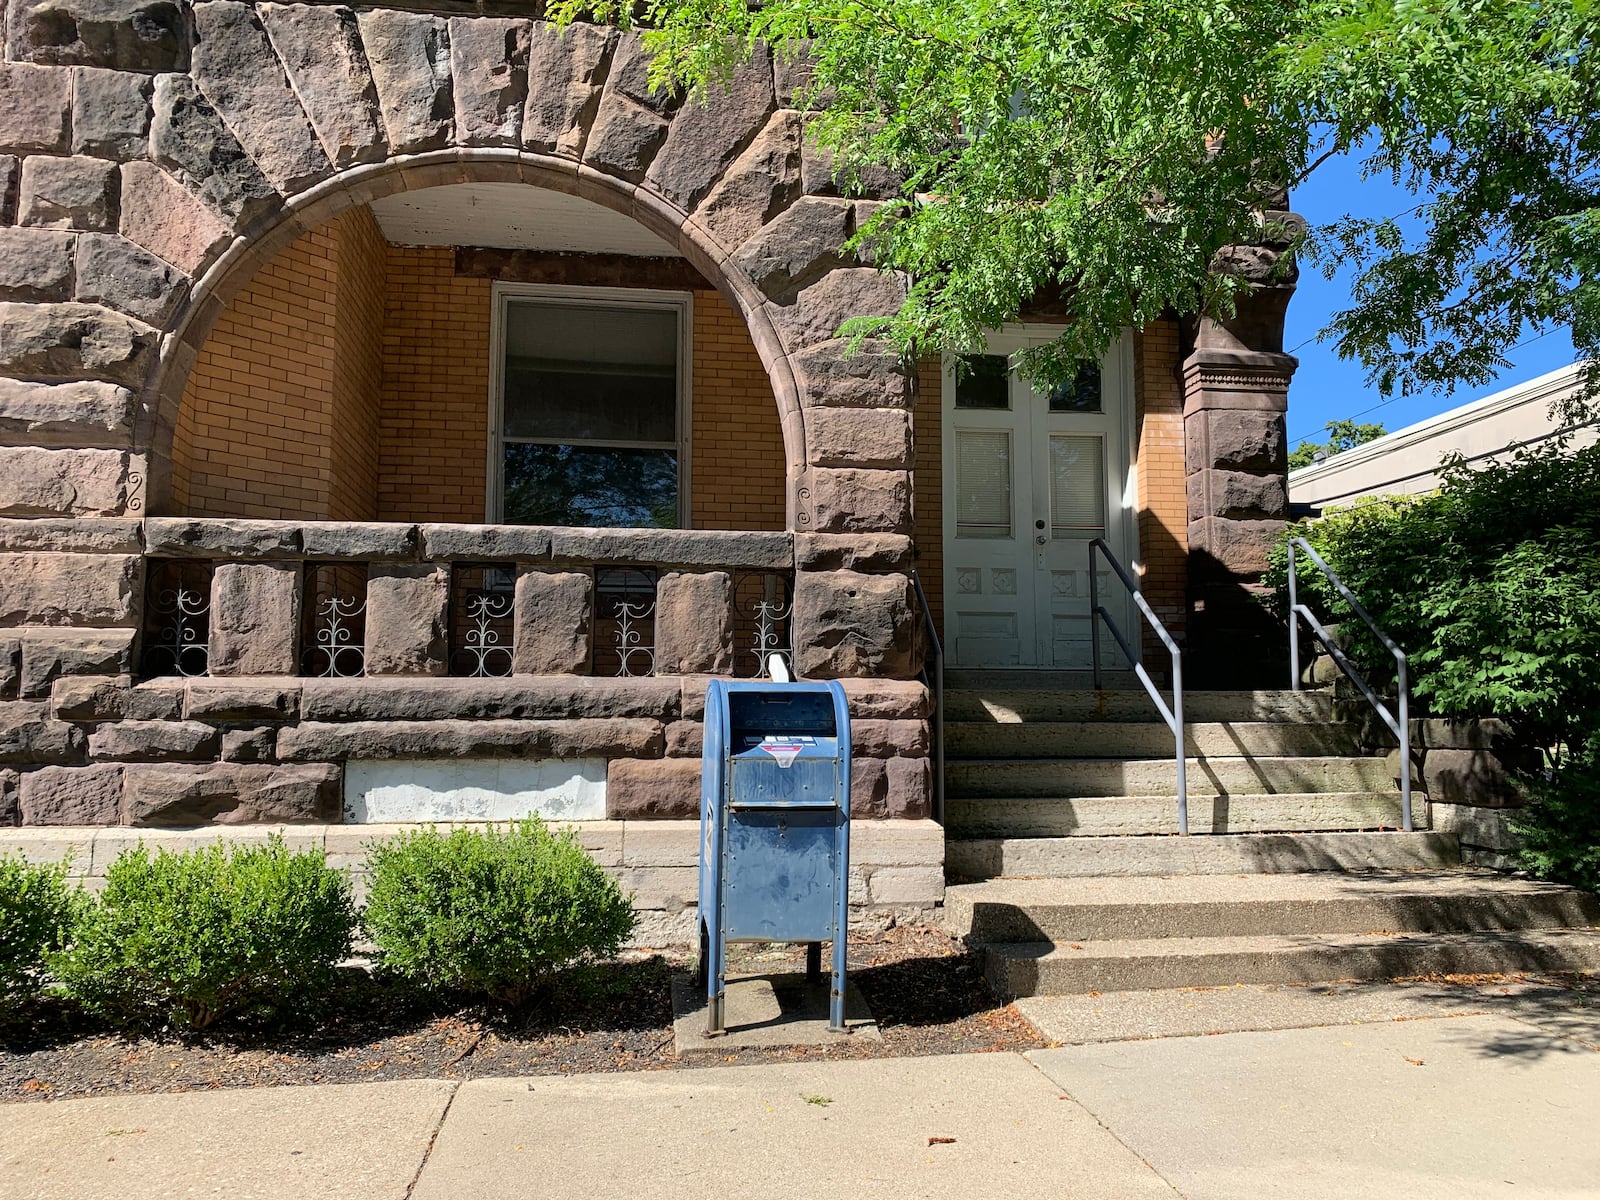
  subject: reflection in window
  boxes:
[499,297,682,528]
[1049,363,1102,413]
[954,354,1010,409]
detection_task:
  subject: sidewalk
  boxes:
[4,1005,1597,1199]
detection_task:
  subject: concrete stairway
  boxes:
[940,679,1600,996]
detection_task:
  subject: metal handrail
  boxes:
[909,569,945,825]
[1287,537,1413,832]
[1088,539,1188,835]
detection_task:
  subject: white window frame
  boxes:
[486,282,694,526]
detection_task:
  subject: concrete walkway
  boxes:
[3,1003,1596,1199]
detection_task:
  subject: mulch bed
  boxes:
[0,926,1046,1104]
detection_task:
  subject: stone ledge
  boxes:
[300,675,683,721]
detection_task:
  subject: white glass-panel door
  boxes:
[942,333,1133,670]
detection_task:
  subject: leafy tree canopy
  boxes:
[551,0,1598,403]
[1288,418,1388,469]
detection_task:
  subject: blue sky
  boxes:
[1283,152,1577,453]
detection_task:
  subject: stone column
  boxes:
[364,564,448,676]
[208,562,301,675]
[512,568,591,675]
[1182,294,1297,687]
[654,570,733,675]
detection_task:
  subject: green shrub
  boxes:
[0,855,81,1015]
[362,820,636,1007]
[54,836,355,1033]
[1513,738,1600,894]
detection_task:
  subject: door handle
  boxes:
[1034,519,1047,546]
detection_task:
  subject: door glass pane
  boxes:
[503,443,678,528]
[954,355,1010,409]
[956,429,1012,538]
[503,301,678,442]
[1049,434,1105,537]
[1049,363,1102,413]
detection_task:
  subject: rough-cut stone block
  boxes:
[1185,516,1282,578]
[73,233,186,325]
[0,228,75,304]
[0,640,19,699]
[584,95,669,184]
[694,109,803,250]
[88,719,219,761]
[0,158,18,226]
[18,154,119,231]
[805,407,912,470]
[122,762,341,826]
[0,302,155,386]
[0,769,16,826]
[851,755,931,820]
[732,195,852,298]
[150,73,279,228]
[0,551,140,626]
[0,518,140,554]
[547,527,793,570]
[837,679,931,720]
[0,63,71,152]
[1418,718,1517,752]
[664,720,701,757]
[185,681,300,721]
[208,562,301,676]
[143,516,301,558]
[792,338,913,409]
[793,569,917,679]
[513,568,590,675]
[19,627,133,697]
[1186,408,1285,474]
[850,718,929,758]
[0,701,85,764]
[1431,802,1521,853]
[364,564,448,676]
[419,522,551,561]
[799,129,902,200]
[603,32,678,114]
[190,1,331,194]
[0,447,128,516]
[449,17,531,147]
[1423,748,1526,809]
[259,3,384,169]
[646,47,774,211]
[769,266,908,351]
[51,675,182,721]
[807,466,911,534]
[357,9,453,154]
[277,717,664,762]
[220,726,274,762]
[654,571,733,675]
[8,0,188,71]
[793,533,911,572]
[300,675,682,722]
[19,763,121,824]
[300,520,419,560]
[118,161,231,276]
[521,19,614,157]
[606,757,700,819]
[1186,467,1288,522]
[70,67,151,158]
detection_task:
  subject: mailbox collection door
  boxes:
[722,808,841,941]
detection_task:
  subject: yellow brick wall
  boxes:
[913,354,943,638]
[1133,321,1188,642]
[173,211,787,531]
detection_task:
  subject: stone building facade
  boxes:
[0,1,1299,933]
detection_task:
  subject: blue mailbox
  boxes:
[698,678,852,1035]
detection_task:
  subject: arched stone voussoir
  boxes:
[258,2,387,171]
[522,19,616,158]
[448,15,533,149]
[150,73,281,232]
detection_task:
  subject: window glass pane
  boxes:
[954,355,1010,409]
[955,429,1012,538]
[503,301,678,442]
[1049,363,1102,413]
[1050,434,1105,536]
[503,444,678,528]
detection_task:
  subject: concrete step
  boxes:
[945,872,1600,942]
[947,830,1460,879]
[947,755,1396,799]
[986,927,1600,997]
[945,792,1412,837]
[946,720,1362,760]
[944,689,1335,724]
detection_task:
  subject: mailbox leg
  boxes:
[828,937,847,1033]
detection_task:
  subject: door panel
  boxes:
[944,335,1134,671]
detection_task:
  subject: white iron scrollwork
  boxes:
[752,597,793,680]
[614,595,656,677]
[306,594,366,678]
[148,586,210,677]
[455,591,514,678]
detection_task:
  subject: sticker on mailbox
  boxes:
[759,735,815,768]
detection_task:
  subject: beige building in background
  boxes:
[1289,363,1595,511]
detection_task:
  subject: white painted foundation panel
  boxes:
[343,759,608,823]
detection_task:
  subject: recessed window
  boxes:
[954,354,1010,409]
[492,290,689,527]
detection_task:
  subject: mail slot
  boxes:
[697,678,852,1034]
